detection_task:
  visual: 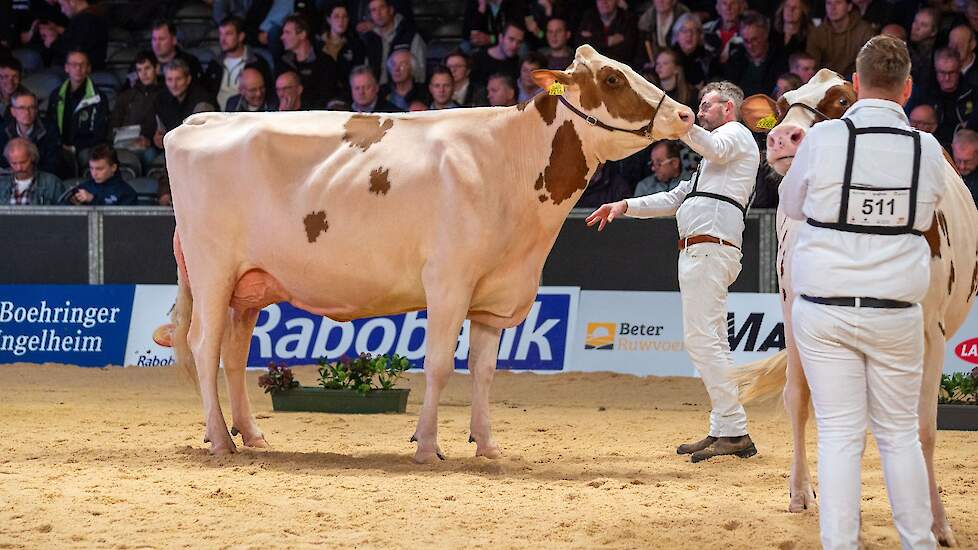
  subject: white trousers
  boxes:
[792,297,936,550]
[677,242,748,437]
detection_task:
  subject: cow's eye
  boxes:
[605,75,622,87]
[839,98,849,106]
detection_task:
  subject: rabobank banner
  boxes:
[571,291,785,376]
[0,285,135,366]
[123,285,579,371]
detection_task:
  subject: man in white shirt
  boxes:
[586,81,759,463]
[779,35,944,550]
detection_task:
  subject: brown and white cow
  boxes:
[737,68,978,546]
[163,45,695,463]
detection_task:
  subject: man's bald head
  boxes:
[238,67,266,108]
[909,104,938,133]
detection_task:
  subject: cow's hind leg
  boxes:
[222,307,268,449]
[784,328,817,512]
[412,277,471,464]
[189,285,236,455]
[468,320,502,459]
[921,326,956,547]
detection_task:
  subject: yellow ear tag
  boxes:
[548,82,565,96]
[756,114,777,130]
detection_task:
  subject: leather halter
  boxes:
[782,102,831,124]
[557,91,668,139]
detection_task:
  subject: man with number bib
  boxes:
[780,36,944,549]
[586,81,760,463]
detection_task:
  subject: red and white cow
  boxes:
[738,68,978,546]
[164,45,695,463]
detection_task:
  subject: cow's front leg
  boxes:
[412,277,471,464]
[468,320,502,458]
[921,327,956,547]
[784,344,816,512]
[189,292,236,455]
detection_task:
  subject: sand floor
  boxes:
[0,363,975,549]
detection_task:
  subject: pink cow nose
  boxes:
[767,125,805,157]
[678,107,694,124]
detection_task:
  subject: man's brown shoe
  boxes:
[676,435,717,455]
[690,435,757,463]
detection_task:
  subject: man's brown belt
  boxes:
[678,235,740,251]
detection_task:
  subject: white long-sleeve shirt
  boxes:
[624,120,759,248]
[779,99,948,303]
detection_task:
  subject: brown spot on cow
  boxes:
[595,66,655,123]
[814,83,856,120]
[970,260,977,301]
[937,210,950,246]
[924,213,942,258]
[540,120,589,205]
[571,65,603,111]
[775,96,789,120]
[949,260,956,295]
[534,173,544,190]
[369,167,391,195]
[938,322,946,337]
[538,194,548,202]
[534,93,558,125]
[343,115,394,152]
[303,211,329,243]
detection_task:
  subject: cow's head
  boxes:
[741,69,856,175]
[531,45,694,148]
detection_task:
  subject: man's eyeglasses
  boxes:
[650,158,676,167]
[11,104,37,112]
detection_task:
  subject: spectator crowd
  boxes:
[1,0,978,207]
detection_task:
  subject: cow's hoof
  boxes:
[209,440,237,455]
[935,524,957,547]
[412,448,445,464]
[243,434,270,449]
[475,445,502,459]
[788,484,816,513]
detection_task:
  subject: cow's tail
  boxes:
[733,350,788,404]
[172,231,199,391]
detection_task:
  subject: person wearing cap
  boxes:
[779,35,945,549]
[586,80,760,463]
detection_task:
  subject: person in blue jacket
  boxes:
[67,144,137,206]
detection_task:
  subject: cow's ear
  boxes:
[741,94,779,133]
[532,70,574,92]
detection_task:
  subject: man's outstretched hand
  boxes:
[585,200,628,231]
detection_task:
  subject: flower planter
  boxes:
[270,386,410,414]
[936,403,978,431]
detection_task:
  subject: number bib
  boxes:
[846,187,910,226]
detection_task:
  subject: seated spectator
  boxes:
[471,22,524,85]
[913,48,975,147]
[66,144,137,206]
[151,20,204,83]
[153,59,217,150]
[110,51,162,166]
[487,73,517,107]
[280,14,338,107]
[634,140,689,197]
[275,71,311,111]
[949,25,978,91]
[205,16,273,112]
[788,51,817,83]
[1,89,64,176]
[427,66,459,110]
[349,65,399,112]
[879,24,906,42]
[380,47,427,111]
[772,0,812,59]
[462,0,526,50]
[45,0,108,70]
[577,0,639,65]
[774,72,803,99]
[953,128,978,203]
[651,49,695,107]
[226,67,275,111]
[517,53,546,103]
[702,0,746,62]
[0,138,65,205]
[639,0,690,62]
[910,8,939,96]
[212,0,282,45]
[577,159,635,207]
[408,99,427,111]
[723,11,788,97]
[805,0,875,77]
[671,13,718,89]
[445,51,488,107]
[909,103,938,134]
[47,50,109,167]
[362,0,426,85]
[541,18,574,71]
[320,2,367,89]
[0,57,22,124]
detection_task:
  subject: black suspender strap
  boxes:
[838,118,857,224]
[682,166,751,217]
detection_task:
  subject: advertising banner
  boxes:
[0,285,134,366]
[571,291,785,376]
[122,285,579,371]
[945,308,978,374]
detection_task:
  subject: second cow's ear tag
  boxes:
[756,114,778,130]
[548,82,565,96]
